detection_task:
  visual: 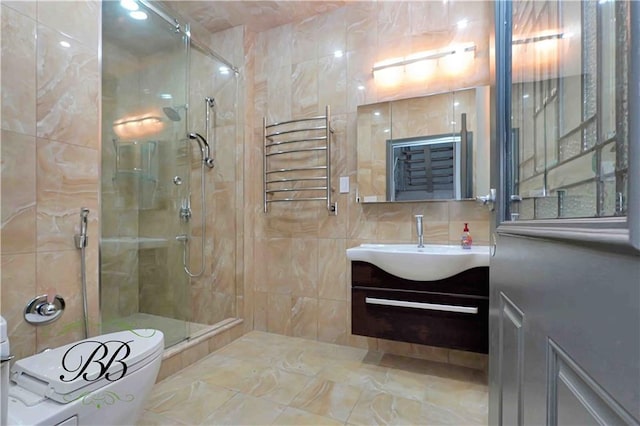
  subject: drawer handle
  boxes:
[364,297,478,314]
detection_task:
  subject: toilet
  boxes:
[0,318,164,426]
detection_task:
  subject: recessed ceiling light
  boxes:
[457,19,468,29]
[334,50,343,58]
[129,10,147,20]
[120,0,139,11]
[357,85,365,91]
[59,41,71,48]
[454,101,460,107]
[374,111,381,116]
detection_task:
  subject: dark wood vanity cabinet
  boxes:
[351,261,489,353]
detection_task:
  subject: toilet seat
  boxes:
[10,329,163,404]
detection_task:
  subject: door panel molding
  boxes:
[546,338,639,425]
[498,292,525,426]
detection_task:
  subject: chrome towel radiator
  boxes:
[263,106,337,214]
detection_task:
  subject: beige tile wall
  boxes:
[1,0,101,360]
[1,0,490,373]
[245,1,492,369]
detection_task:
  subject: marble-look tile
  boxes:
[318,238,348,301]
[266,24,293,72]
[36,24,99,147]
[448,349,489,371]
[292,16,318,65]
[267,292,292,336]
[35,250,84,350]
[137,410,187,425]
[265,238,292,294]
[204,393,286,425]
[273,406,343,426]
[410,1,450,34]
[449,200,491,221]
[146,379,236,424]
[290,238,318,297]
[181,340,209,369]
[240,365,313,405]
[421,399,487,425]
[316,7,346,58]
[253,290,268,332]
[1,254,37,361]
[273,347,327,378]
[377,1,411,41]
[319,54,347,116]
[1,5,37,135]
[37,0,100,50]
[347,202,379,240]
[346,1,378,52]
[148,332,488,425]
[1,131,36,253]
[156,355,183,383]
[35,139,98,251]
[267,68,292,123]
[318,361,388,394]
[291,59,319,118]
[291,296,318,340]
[291,378,362,422]
[348,389,424,426]
[2,1,36,19]
[317,299,348,345]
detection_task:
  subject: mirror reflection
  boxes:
[356,87,489,203]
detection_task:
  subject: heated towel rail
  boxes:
[263,106,336,214]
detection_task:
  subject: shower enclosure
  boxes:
[100,1,238,348]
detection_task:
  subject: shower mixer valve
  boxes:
[180,194,192,222]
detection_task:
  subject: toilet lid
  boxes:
[11,329,164,404]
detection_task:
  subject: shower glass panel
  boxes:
[100,1,190,347]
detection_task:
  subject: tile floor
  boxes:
[138,331,488,425]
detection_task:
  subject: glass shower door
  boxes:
[101,1,190,347]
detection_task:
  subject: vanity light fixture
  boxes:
[113,114,165,140]
[372,43,476,74]
[372,43,476,86]
[512,32,565,46]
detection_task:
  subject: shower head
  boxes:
[163,107,182,122]
[163,104,188,122]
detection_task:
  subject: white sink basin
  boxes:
[346,243,490,281]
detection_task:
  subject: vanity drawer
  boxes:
[351,261,489,297]
[352,287,489,353]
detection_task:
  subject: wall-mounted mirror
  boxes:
[356,86,490,203]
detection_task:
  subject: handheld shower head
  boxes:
[188,132,214,168]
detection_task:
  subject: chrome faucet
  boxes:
[415,214,424,248]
